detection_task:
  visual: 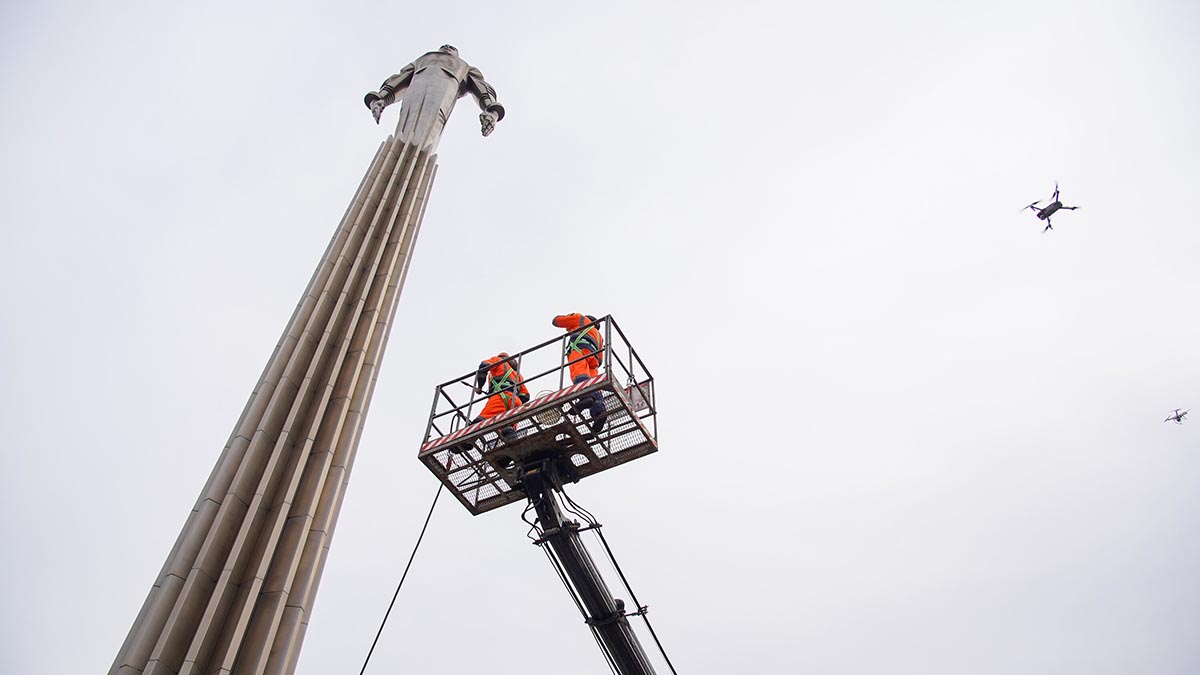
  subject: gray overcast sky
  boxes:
[2,1,1199,673]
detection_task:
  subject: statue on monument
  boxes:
[365,44,505,148]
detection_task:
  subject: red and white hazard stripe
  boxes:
[420,374,609,453]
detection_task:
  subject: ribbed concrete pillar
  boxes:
[111,134,440,675]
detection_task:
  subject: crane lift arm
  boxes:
[521,458,659,675]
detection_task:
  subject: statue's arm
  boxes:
[466,66,504,136]
[465,66,505,119]
[363,63,415,121]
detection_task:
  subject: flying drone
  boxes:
[1023,183,1079,232]
[1164,409,1189,425]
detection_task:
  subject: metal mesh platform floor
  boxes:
[418,374,658,515]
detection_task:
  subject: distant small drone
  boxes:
[1164,409,1189,425]
[1023,183,1079,232]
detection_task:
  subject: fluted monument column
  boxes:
[111,45,503,675]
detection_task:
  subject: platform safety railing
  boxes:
[420,315,656,449]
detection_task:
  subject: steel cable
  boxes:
[358,483,444,675]
[559,487,681,674]
[593,528,679,675]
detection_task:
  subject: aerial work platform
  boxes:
[418,316,657,515]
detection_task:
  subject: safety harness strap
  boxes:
[567,316,601,354]
[568,331,600,354]
[489,366,514,393]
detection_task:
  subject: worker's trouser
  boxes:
[455,393,518,455]
[567,348,600,384]
[480,391,519,419]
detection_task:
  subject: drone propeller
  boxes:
[1052,182,1060,201]
[1022,200,1041,212]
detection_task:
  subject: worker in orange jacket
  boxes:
[473,352,530,421]
[552,313,606,432]
[553,313,604,384]
[468,352,530,446]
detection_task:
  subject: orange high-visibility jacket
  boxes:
[553,314,603,355]
[554,312,604,355]
[476,354,529,399]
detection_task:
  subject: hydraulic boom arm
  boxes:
[522,462,658,675]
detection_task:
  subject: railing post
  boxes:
[423,385,442,443]
[559,334,567,390]
[604,315,613,371]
